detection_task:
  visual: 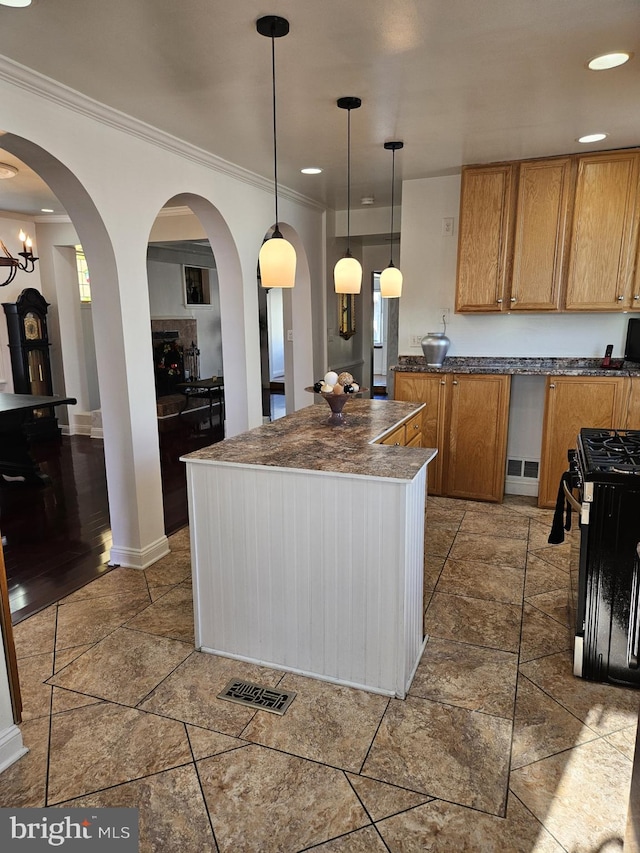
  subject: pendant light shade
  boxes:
[334,97,362,294]
[257,15,296,289]
[381,141,404,298]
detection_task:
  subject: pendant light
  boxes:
[334,97,362,294]
[380,141,404,298]
[257,15,296,288]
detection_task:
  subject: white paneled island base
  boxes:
[182,399,435,698]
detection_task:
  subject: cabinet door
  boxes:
[394,372,447,494]
[455,164,515,313]
[445,374,511,502]
[565,152,640,310]
[538,376,630,507]
[625,377,640,430]
[510,158,573,311]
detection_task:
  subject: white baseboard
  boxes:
[109,534,170,569]
[90,427,104,439]
[0,724,28,774]
[504,478,539,497]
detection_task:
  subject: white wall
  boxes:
[399,175,630,360]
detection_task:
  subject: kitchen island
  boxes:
[181,398,436,698]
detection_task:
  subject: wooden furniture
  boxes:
[176,376,224,429]
[455,148,640,313]
[0,393,77,483]
[181,399,436,698]
[394,372,511,502]
[2,288,59,438]
[538,375,630,507]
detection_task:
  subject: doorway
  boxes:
[258,283,286,422]
[372,271,388,397]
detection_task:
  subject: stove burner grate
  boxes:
[579,428,640,474]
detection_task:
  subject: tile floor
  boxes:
[1,495,638,852]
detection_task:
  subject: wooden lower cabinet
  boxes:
[538,375,630,507]
[395,372,511,502]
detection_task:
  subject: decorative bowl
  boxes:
[305,386,369,425]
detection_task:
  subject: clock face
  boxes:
[24,314,42,341]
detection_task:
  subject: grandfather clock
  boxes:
[2,287,59,438]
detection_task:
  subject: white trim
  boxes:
[0,724,28,774]
[504,478,539,497]
[90,427,104,439]
[109,535,170,569]
[0,55,323,213]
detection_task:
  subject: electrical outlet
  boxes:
[437,308,450,324]
[410,335,423,347]
[287,329,293,342]
[442,217,454,236]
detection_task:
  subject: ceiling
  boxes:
[0,0,639,216]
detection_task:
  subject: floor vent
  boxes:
[507,458,539,479]
[217,679,296,715]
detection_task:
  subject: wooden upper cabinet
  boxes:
[565,152,640,310]
[510,158,573,311]
[455,164,515,312]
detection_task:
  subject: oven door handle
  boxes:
[627,545,640,670]
[562,480,582,515]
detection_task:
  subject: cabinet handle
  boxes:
[413,423,420,430]
[394,442,401,446]
[549,383,556,389]
[635,295,640,301]
[510,297,516,303]
[497,298,503,303]
[440,380,446,385]
[452,380,458,385]
[618,295,624,302]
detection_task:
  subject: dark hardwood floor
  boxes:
[1,407,222,623]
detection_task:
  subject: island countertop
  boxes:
[181,397,435,481]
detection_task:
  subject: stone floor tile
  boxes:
[528,543,571,572]
[60,566,148,604]
[519,603,572,663]
[59,764,215,852]
[606,723,638,762]
[509,737,633,853]
[524,553,570,597]
[459,510,529,540]
[51,687,102,715]
[55,589,152,650]
[346,774,431,821]
[424,592,522,653]
[198,744,369,852]
[241,673,389,772]
[47,702,192,803]
[53,644,94,672]
[409,637,518,718]
[376,794,565,852]
[167,526,191,552]
[424,526,456,558]
[18,651,53,721]
[424,505,465,530]
[144,550,191,587]
[449,531,527,568]
[435,557,524,604]
[424,555,445,591]
[13,606,57,659]
[511,675,597,769]
[0,717,50,808]
[311,825,388,851]
[520,652,640,735]
[525,587,571,626]
[138,652,284,735]
[186,725,247,761]
[48,627,193,706]
[124,584,194,644]
[362,696,512,816]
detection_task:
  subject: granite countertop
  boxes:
[394,356,640,377]
[181,398,436,481]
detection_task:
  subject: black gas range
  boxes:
[569,428,640,687]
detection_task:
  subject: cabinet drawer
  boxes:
[380,424,406,446]
[406,431,422,448]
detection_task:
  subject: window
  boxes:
[75,245,91,303]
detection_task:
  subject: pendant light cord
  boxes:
[270,31,280,232]
[389,147,396,265]
[346,106,352,253]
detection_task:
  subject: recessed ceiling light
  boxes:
[300,167,322,175]
[0,163,18,179]
[0,0,33,6]
[588,51,632,71]
[578,132,608,144]
[41,208,54,213]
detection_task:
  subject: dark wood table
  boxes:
[176,377,224,428]
[0,393,77,483]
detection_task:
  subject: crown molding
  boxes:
[0,54,325,213]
